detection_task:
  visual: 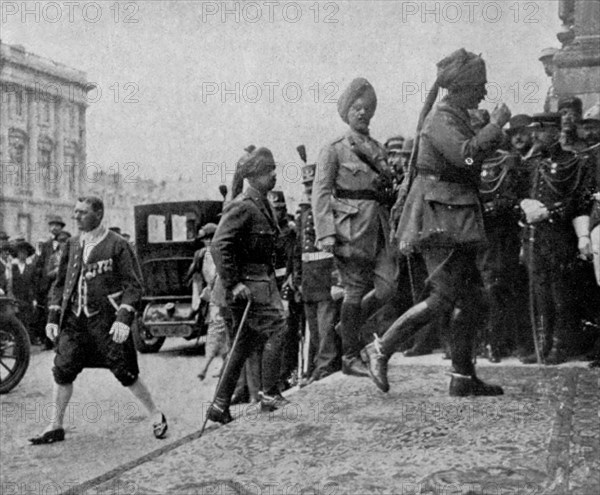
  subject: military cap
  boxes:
[301,163,316,184]
[539,47,559,61]
[197,223,218,239]
[48,215,65,227]
[436,48,487,90]
[385,135,405,151]
[582,103,600,124]
[337,78,377,124]
[531,113,562,127]
[267,190,286,206]
[506,114,534,134]
[558,96,583,116]
[400,138,415,155]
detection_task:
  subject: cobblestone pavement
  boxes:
[1,345,598,495]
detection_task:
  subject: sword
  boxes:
[527,225,544,364]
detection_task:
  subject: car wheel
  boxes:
[131,318,165,353]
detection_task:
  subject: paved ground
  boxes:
[2,342,597,495]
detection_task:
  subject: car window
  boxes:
[148,212,198,243]
[148,215,167,243]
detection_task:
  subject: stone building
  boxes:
[0,41,89,244]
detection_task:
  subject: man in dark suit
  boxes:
[29,196,167,445]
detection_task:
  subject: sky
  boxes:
[3,0,563,205]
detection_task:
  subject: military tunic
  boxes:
[312,129,397,304]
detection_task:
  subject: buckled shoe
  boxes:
[206,403,233,425]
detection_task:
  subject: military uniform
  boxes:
[520,143,594,362]
[478,151,532,359]
[48,229,142,386]
[312,129,397,358]
[210,185,286,409]
[295,196,340,379]
[385,96,505,379]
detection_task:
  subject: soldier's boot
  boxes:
[449,374,504,397]
[206,402,233,425]
[339,302,368,377]
[360,336,390,393]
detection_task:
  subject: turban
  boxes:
[238,147,276,178]
[436,48,487,90]
[337,77,377,124]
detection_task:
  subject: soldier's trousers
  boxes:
[304,298,341,379]
[380,247,487,376]
[214,303,285,406]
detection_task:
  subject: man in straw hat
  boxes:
[362,49,511,396]
[312,77,398,378]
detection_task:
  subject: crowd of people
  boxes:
[7,47,600,442]
[200,48,599,423]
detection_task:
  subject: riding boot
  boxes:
[360,336,390,392]
[377,301,433,356]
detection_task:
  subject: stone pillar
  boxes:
[26,91,38,196]
[553,0,600,112]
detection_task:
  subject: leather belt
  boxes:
[336,189,379,201]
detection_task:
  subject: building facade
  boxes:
[0,41,89,244]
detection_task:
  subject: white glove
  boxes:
[109,321,130,344]
[45,324,59,341]
[520,199,550,224]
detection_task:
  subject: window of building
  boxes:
[14,89,24,117]
[38,136,58,196]
[8,129,28,191]
[64,141,79,195]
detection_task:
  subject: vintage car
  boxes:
[131,199,224,353]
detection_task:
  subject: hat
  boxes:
[558,96,583,116]
[267,190,286,206]
[109,226,122,235]
[301,163,316,184]
[13,239,35,257]
[531,113,562,128]
[506,114,534,134]
[48,215,65,227]
[582,103,600,124]
[337,78,377,124]
[0,231,9,241]
[539,47,559,61]
[385,136,405,152]
[400,138,415,155]
[197,223,217,239]
[56,231,72,241]
[240,147,276,178]
[436,48,487,90]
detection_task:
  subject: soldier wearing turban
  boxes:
[362,49,512,397]
[312,78,398,378]
[208,146,289,424]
